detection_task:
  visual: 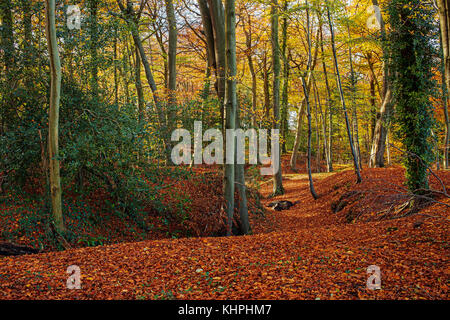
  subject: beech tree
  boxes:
[45,0,64,232]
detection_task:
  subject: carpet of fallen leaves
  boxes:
[0,165,448,300]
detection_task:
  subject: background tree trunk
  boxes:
[438,0,449,169]
[165,0,177,133]
[369,0,392,168]
[326,4,362,183]
[271,0,284,195]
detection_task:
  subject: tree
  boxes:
[290,16,319,171]
[387,0,434,192]
[271,0,284,195]
[224,0,237,236]
[280,0,289,153]
[210,0,227,130]
[165,0,177,139]
[116,0,171,163]
[45,0,64,232]
[303,0,317,199]
[326,3,362,183]
[369,0,393,168]
[319,17,333,172]
[437,0,449,169]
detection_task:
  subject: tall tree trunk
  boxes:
[224,0,237,236]
[314,78,329,172]
[134,47,145,124]
[209,0,226,131]
[271,0,284,195]
[243,13,257,128]
[438,0,449,169]
[319,20,333,172]
[290,27,319,171]
[347,24,362,169]
[198,0,216,108]
[165,0,177,133]
[45,0,64,232]
[235,108,249,235]
[263,51,271,121]
[369,0,392,168]
[280,1,289,153]
[117,0,171,163]
[302,0,318,199]
[326,4,362,183]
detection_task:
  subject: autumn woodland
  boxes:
[0,0,449,302]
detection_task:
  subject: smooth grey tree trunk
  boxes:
[45,0,65,232]
[224,0,237,236]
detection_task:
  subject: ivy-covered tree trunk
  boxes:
[45,0,65,232]
[387,0,434,192]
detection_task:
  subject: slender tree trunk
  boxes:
[326,4,362,183]
[45,0,64,232]
[313,78,329,172]
[243,14,257,128]
[319,20,333,172]
[263,52,271,121]
[134,47,145,124]
[271,0,284,195]
[313,84,320,173]
[235,109,249,235]
[302,0,318,199]
[290,28,319,171]
[224,0,237,236]
[369,0,392,168]
[438,0,449,168]
[280,1,289,153]
[165,0,177,135]
[117,0,171,163]
[198,0,216,108]
[347,24,362,169]
[209,0,226,131]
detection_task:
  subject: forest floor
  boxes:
[0,164,448,300]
